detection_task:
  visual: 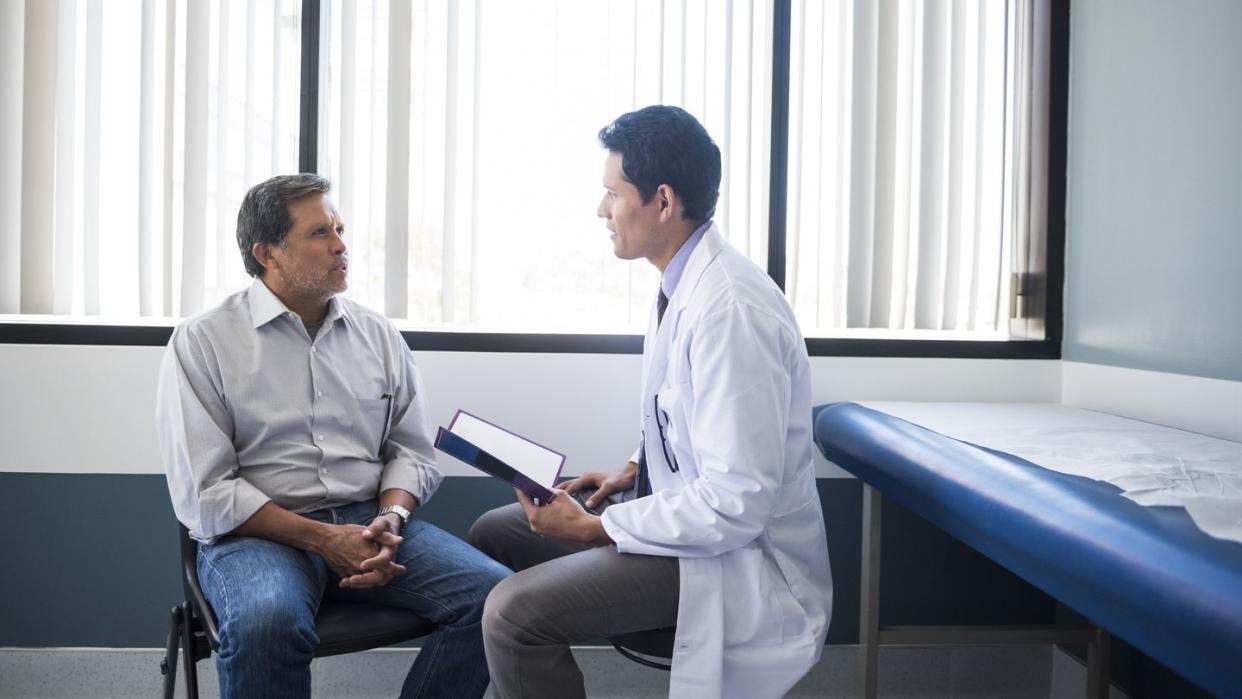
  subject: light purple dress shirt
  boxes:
[661,220,712,301]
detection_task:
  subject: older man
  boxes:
[156,174,509,698]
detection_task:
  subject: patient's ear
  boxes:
[252,242,274,273]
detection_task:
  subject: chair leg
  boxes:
[161,606,181,699]
[179,602,200,699]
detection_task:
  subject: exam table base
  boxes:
[859,484,1111,698]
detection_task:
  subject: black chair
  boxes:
[161,524,438,698]
[610,627,676,671]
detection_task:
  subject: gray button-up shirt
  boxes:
[157,278,442,542]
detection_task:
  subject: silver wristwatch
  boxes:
[377,504,412,526]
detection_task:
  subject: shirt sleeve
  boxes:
[377,327,444,505]
[156,325,270,542]
[601,303,795,558]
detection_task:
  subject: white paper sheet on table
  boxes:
[861,402,1242,544]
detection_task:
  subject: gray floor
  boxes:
[0,645,1120,698]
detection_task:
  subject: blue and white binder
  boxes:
[433,410,565,503]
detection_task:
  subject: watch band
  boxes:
[377,504,412,526]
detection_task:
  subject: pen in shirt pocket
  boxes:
[379,393,394,458]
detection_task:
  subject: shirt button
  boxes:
[316,391,323,398]
[310,346,317,353]
[317,434,325,441]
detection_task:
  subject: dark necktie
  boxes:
[636,288,670,497]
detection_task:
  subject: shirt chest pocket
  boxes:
[354,396,392,458]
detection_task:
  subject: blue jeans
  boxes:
[197,499,511,699]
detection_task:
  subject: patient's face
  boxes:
[597,151,663,263]
[264,194,350,299]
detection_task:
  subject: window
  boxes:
[785,0,1050,340]
[319,0,772,333]
[1,0,1063,354]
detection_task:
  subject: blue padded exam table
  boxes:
[814,402,1242,699]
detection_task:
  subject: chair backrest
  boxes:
[178,524,221,649]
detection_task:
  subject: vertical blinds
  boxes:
[785,0,1047,336]
[320,0,773,331]
[1,0,301,318]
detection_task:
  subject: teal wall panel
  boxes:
[1063,0,1242,381]
[0,474,1051,648]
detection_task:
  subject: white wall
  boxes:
[0,344,1061,477]
[1062,361,1242,443]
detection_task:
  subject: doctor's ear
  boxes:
[655,184,677,223]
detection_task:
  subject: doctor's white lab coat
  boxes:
[601,224,833,699]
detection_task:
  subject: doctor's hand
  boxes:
[339,517,407,589]
[517,488,614,547]
[560,461,638,509]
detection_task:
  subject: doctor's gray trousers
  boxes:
[469,495,680,699]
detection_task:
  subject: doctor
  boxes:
[469,105,832,699]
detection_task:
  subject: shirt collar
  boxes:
[247,277,350,330]
[661,220,712,299]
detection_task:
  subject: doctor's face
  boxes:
[597,151,664,263]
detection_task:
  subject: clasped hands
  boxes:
[319,515,406,589]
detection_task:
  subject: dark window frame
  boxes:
[0,0,1067,360]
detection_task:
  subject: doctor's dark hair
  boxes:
[236,173,333,278]
[598,105,721,224]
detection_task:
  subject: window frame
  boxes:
[1,0,1068,359]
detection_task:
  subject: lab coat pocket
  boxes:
[655,382,692,473]
[720,544,785,646]
[354,396,391,458]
